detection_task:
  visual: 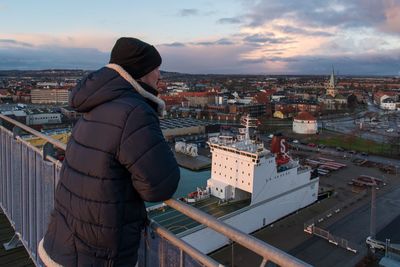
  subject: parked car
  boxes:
[361,152,369,157]
[307,143,317,147]
[292,139,299,144]
[317,144,326,149]
[336,147,344,152]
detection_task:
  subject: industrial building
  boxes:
[160,118,209,141]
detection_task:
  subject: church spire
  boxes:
[329,66,335,87]
[326,66,338,98]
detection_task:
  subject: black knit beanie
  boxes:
[109,37,162,79]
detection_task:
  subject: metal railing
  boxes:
[0,114,311,267]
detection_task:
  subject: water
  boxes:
[147,167,210,207]
[173,168,210,198]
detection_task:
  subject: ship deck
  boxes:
[149,196,251,235]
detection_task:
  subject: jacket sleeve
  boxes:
[117,105,180,202]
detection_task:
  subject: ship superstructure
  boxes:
[149,115,319,253]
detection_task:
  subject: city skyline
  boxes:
[1,0,399,75]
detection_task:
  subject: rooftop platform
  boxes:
[0,210,34,267]
[149,196,251,235]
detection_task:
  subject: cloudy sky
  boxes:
[1,0,399,75]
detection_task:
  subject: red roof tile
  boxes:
[294,111,316,121]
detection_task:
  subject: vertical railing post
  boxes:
[11,138,22,232]
[43,142,55,161]
[260,258,268,267]
[180,249,184,267]
[143,229,148,267]
[5,131,11,215]
[42,160,55,237]
[230,240,234,267]
[0,129,5,207]
[21,144,29,246]
[160,237,165,267]
[12,126,22,139]
[35,149,44,261]
[28,148,37,258]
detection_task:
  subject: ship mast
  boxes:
[245,114,250,141]
[242,114,257,143]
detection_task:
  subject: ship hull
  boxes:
[178,178,319,254]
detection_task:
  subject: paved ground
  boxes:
[377,214,400,244]
[293,143,400,167]
[290,186,400,267]
[210,152,400,267]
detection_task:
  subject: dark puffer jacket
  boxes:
[41,67,180,266]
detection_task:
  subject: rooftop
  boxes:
[294,111,316,121]
[160,117,209,130]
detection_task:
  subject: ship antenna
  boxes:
[245,114,250,141]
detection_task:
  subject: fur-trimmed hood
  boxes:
[69,64,166,116]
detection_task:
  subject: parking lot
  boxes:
[324,109,400,143]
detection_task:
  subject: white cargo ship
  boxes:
[149,115,319,254]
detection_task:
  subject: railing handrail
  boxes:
[0,113,312,267]
[0,114,66,150]
[165,199,311,267]
[150,220,224,267]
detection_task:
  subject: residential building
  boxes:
[31,89,70,104]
